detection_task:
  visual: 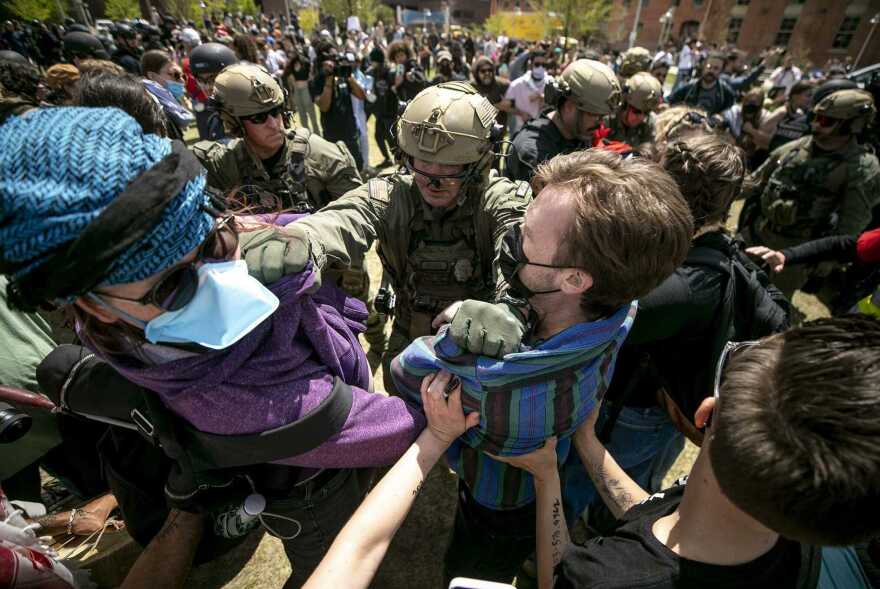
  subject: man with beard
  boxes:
[505,59,622,183]
[739,88,880,300]
[472,55,510,127]
[763,79,815,153]
[668,52,735,116]
[501,50,552,136]
[111,23,143,75]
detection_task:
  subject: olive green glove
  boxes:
[239,225,320,292]
[449,300,526,358]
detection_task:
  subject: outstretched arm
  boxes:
[573,406,649,520]
[303,371,479,589]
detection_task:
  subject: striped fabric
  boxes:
[391,300,638,510]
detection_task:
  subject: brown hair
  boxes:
[652,105,713,151]
[661,134,745,231]
[140,49,171,76]
[76,59,125,77]
[232,34,260,64]
[533,149,694,317]
[710,316,880,545]
[387,40,412,62]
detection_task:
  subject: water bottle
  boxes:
[213,493,266,539]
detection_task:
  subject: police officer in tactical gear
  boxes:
[608,71,662,149]
[192,62,362,213]
[189,42,239,141]
[62,31,109,66]
[618,46,652,79]
[740,88,880,300]
[268,82,532,392]
[505,59,622,182]
[111,23,142,75]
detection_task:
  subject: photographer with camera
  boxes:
[388,40,426,102]
[311,40,365,170]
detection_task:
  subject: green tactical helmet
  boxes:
[813,88,876,133]
[396,81,498,165]
[623,72,663,112]
[619,46,652,78]
[212,62,284,117]
[558,59,622,115]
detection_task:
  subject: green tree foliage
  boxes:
[543,0,609,40]
[320,0,387,29]
[105,0,140,19]
[6,0,59,21]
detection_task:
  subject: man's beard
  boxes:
[702,73,717,84]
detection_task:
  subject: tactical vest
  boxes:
[372,181,494,338]
[238,128,313,213]
[760,139,849,239]
[768,111,810,153]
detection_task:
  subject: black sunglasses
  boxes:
[707,340,760,428]
[98,216,238,312]
[241,106,284,125]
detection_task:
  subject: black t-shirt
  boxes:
[556,481,819,589]
[309,74,358,143]
[505,112,583,182]
[367,64,397,118]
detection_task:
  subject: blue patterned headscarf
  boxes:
[0,107,213,296]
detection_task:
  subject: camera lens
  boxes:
[0,402,32,444]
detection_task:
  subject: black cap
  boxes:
[812,78,859,108]
[190,42,239,74]
[114,22,137,39]
[63,31,105,58]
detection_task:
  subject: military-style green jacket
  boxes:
[192,127,362,211]
[607,112,654,149]
[295,172,532,335]
[744,135,880,238]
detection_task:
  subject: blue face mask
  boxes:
[164,79,186,102]
[92,260,279,350]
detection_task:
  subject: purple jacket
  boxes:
[95,267,424,469]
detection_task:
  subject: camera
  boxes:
[374,287,396,316]
[334,61,353,79]
[0,402,32,444]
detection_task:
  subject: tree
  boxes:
[6,0,60,21]
[543,0,610,47]
[319,0,386,30]
[105,0,139,19]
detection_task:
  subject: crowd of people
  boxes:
[1,9,880,589]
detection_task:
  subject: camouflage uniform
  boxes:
[296,172,530,392]
[741,135,880,299]
[607,72,662,150]
[296,82,532,392]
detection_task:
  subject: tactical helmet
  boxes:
[190,42,238,76]
[619,46,652,78]
[0,50,27,64]
[813,88,876,134]
[213,62,284,117]
[623,72,663,112]
[63,31,106,59]
[812,79,858,109]
[553,59,622,115]
[396,81,497,166]
[114,23,137,39]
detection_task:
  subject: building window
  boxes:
[694,0,704,6]
[735,0,749,4]
[727,17,744,43]
[833,16,861,49]
[775,17,797,46]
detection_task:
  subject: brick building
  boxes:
[607,0,880,68]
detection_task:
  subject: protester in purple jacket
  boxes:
[0,106,424,588]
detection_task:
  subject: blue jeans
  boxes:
[561,403,683,524]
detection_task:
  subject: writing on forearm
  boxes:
[551,497,563,565]
[412,479,425,497]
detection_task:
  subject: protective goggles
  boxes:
[96,216,238,312]
[814,114,841,129]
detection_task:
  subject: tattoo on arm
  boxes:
[592,460,636,517]
[412,480,424,497]
[551,497,563,565]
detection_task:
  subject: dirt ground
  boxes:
[185,118,830,589]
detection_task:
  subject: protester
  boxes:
[311,41,365,170]
[501,49,551,136]
[668,52,736,116]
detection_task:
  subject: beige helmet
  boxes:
[556,59,622,115]
[813,88,876,134]
[623,72,663,112]
[619,47,652,78]
[212,62,285,137]
[396,81,497,166]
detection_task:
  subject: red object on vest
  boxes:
[856,227,880,265]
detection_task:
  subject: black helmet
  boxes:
[63,31,105,59]
[0,50,28,64]
[67,23,91,34]
[190,42,239,75]
[114,22,137,39]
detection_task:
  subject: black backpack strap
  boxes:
[685,244,736,363]
[795,544,822,589]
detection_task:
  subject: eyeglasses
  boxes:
[815,114,840,128]
[708,340,760,428]
[241,106,284,125]
[478,68,493,75]
[96,216,238,312]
